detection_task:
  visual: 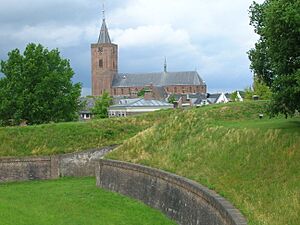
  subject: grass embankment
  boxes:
[0,110,171,157]
[0,178,176,225]
[107,101,300,225]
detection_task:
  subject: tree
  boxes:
[137,88,149,97]
[244,77,272,100]
[230,91,238,102]
[248,0,300,117]
[168,95,176,104]
[0,43,82,126]
[91,91,112,119]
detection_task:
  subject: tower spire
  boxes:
[164,57,167,73]
[98,1,111,44]
[102,2,105,20]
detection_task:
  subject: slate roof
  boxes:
[98,19,111,44]
[207,93,222,104]
[112,71,204,88]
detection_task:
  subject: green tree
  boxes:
[253,77,272,100]
[248,0,300,117]
[244,87,254,100]
[91,91,112,119]
[230,91,238,102]
[137,88,149,97]
[244,77,272,100]
[0,43,82,126]
[168,95,176,104]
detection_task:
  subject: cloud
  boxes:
[111,25,191,48]
[0,0,265,92]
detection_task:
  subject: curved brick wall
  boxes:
[96,159,247,225]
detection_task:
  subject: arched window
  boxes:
[99,59,103,68]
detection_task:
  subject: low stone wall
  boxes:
[96,159,247,225]
[59,146,115,177]
[0,156,59,183]
[0,146,116,183]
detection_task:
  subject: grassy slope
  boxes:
[107,102,300,225]
[0,110,171,157]
[0,178,176,225]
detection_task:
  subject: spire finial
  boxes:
[102,1,106,20]
[164,57,167,73]
[98,0,111,44]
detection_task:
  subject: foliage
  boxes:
[230,91,238,102]
[137,88,149,97]
[0,43,81,126]
[244,77,272,100]
[91,91,112,119]
[0,178,175,225]
[108,102,300,225]
[253,76,272,100]
[168,95,176,104]
[244,87,254,100]
[248,0,300,117]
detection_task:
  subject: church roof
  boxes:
[112,71,204,88]
[98,19,111,44]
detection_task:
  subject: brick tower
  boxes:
[91,8,118,96]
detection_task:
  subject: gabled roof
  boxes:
[98,19,111,44]
[112,71,205,88]
[207,93,222,104]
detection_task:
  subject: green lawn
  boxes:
[0,178,176,225]
[107,102,300,225]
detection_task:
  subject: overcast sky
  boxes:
[0,0,263,96]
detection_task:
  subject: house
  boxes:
[168,93,208,108]
[207,93,229,104]
[225,91,244,102]
[79,97,95,120]
[108,99,173,117]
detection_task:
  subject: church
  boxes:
[91,12,207,98]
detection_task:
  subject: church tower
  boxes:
[91,7,118,96]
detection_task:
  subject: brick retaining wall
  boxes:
[96,159,247,225]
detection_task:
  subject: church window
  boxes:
[98,47,103,54]
[114,88,116,95]
[174,87,177,93]
[121,88,124,95]
[189,87,192,93]
[99,59,103,68]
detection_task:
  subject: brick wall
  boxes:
[96,159,247,225]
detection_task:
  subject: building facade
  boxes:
[92,15,207,97]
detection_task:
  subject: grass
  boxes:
[0,109,171,157]
[1,101,299,224]
[107,101,300,225]
[0,177,176,225]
